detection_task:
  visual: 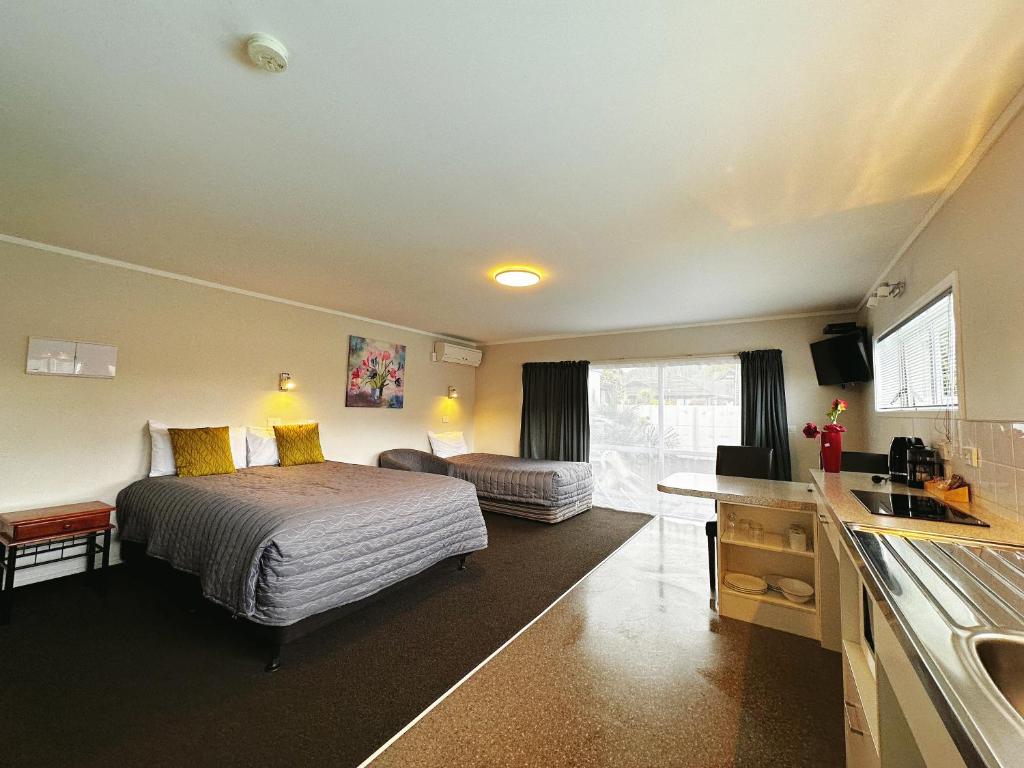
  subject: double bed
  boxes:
[116,461,488,670]
[378,450,594,524]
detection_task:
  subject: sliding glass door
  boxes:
[588,356,741,518]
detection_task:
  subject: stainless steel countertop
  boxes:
[849,526,1024,768]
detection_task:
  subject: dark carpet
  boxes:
[1,507,651,768]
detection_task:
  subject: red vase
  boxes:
[821,431,843,473]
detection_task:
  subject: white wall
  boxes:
[473,313,867,484]
[0,241,475,579]
[856,107,1024,524]
[860,105,1024,429]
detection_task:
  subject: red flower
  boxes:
[802,422,820,439]
[381,351,391,362]
[388,368,397,378]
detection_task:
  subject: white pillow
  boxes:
[148,421,177,477]
[148,421,246,476]
[428,430,470,458]
[246,426,280,467]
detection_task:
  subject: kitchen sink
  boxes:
[974,636,1024,717]
[852,528,1024,767]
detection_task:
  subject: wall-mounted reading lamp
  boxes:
[279,372,295,391]
[448,386,459,399]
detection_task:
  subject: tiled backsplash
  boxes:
[870,417,1024,522]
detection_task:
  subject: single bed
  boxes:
[378,449,593,524]
[116,461,488,669]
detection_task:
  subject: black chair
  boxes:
[706,445,775,609]
[841,451,888,474]
[715,445,775,480]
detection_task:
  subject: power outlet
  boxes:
[960,446,979,467]
[441,415,449,424]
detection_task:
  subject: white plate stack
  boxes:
[723,572,768,595]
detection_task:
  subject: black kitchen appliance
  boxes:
[907,446,943,489]
[851,489,989,527]
[888,436,924,484]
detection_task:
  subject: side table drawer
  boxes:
[11,511,110,542]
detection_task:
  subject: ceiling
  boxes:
[3,2,1024,343]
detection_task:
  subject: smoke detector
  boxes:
[246,34,288,72]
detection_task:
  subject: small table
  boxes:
[0,501,115,623]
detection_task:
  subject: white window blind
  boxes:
[874,290,958,411]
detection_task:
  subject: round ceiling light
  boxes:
[494,269,541,287]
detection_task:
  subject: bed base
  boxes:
[477,497,593,524]
[261,553,469,672]
[120,542,471,672]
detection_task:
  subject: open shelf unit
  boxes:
[720,532,815,559]
[717,500,819,640]
[722,585,817,614]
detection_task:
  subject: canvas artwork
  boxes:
[346,335,406,408]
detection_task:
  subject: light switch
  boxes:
[441,415,449,423]
[961,446,979,467]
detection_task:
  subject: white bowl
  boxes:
[777,577,814,604]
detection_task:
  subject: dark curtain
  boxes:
[739,349,792,481]
[519,361,590,461]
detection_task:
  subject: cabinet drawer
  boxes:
[845,713,881,768]
[843,647,880,768]
[11,511,110,542]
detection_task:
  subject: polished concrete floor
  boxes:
[367,516,845,768]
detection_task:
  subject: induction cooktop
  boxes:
[851,489,989,528]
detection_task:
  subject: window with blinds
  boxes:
[874,289,958,411]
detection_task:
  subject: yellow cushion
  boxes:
[168,426,237,478]
[274,423,325,467]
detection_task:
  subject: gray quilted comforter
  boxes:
[116,462,487,626]
[446,453,593,508]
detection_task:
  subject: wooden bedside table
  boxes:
[0,501,115,624]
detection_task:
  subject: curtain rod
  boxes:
[590,352,741,366]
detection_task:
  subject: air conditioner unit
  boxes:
[434,341,482,367]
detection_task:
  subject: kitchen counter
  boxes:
[811,469,1024,768]
[851,528,1024,768]
[658,472,817,512]
[811,470,1024,547]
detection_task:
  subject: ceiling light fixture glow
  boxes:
[494,269,540,287]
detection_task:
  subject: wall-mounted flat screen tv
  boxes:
[810,332,872,385]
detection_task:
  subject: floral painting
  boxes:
[346,335,406,408]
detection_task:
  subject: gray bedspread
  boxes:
[116,462,487,626]
[446,453,593,508]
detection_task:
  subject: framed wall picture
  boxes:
[346,335,406,408]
